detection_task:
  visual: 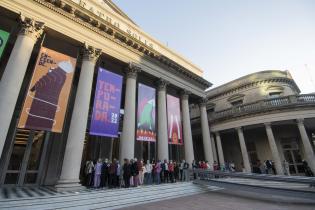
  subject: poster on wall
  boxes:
[136,83,156,142]
[89,68,123,137]
[0,29,10,59]
[167,94,183,145]
[18,47,77,132]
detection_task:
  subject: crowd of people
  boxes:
[83,157,314,189]
[83,158,194,188]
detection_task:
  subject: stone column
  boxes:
[297,119,315,172]
[236,127,251,173]
[264,122,284,175]
[181,91,194,167]
[211,134,218,162]
[119,63,140,164]
[157,79,169,161]
[215,132,225,167]
[199,99,214,165]
[0,16,44,156]
[57,45,101,189]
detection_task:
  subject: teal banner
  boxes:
[0,29,9,59]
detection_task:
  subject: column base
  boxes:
[55,179,86,192]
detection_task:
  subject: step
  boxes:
[0,183,221,210]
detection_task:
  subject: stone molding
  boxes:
[19,14,45,41]
[208,78,300,101]
[33,0,211,89]
[125,62,141,79]
[180,90,191,100]
[156,79,169,91]
[82,44,102,63]
[199,98,208,107]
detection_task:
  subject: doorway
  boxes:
[282,140,304,175]
[0,128,50,186]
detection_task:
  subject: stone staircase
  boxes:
[0,182,223,210]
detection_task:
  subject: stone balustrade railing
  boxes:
[210,94,315,122]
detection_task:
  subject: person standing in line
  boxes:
[213,161,219,171]
[169,160,175,183]
[302,160,314,177]
[151,160,156,184]
[131,158,139,187]
[183,160,189,181]
[100,158,110,188]
[144,160,152,185]
[192,160,198,179]
[123,158,131,188]
[94,158,103,188]
[283,160,290,176]
[163,159,169,183]
[179,160,184,181]
[116,160,121,188]
[265,160,272,174]
[154,160,162,184]
[85,160,94,187]
[108,159,117,188]
[174,161,179,182]
[138,159,144,185]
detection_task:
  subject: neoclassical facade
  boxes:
[191,70,315,175]
[0,0,213,187]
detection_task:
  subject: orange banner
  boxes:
[18,47,76,133]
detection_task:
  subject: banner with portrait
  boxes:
[136,83,156,142]
[0,29,10,59]
[18,47,77,132]
[167,94,183,145]
[89,68,123,137]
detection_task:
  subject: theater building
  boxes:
[191,70,315,175]
[0,0,212,188]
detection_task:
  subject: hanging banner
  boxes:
[0,29,10,59]
[18,47,76,132]
[90,68,123,137]
[136,83,156,142]
[167,95,183,145]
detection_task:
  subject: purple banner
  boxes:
[89,68,123,137]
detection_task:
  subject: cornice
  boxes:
[207,77,299,101]
[32,0,211,90]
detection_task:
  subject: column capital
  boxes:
[156,78,169,91]
[199,97,208,108]
[180,89,191,100]
[215,131,220,137]
[19,15,45,41]
[264,122,272,127]
[125,62,141,79]
[296,118,304,125]
[235,127,243,132]
[82,44,102,63]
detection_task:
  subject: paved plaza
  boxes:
[121,192,315,210]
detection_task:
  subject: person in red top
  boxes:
[137,159,144,185]
[168,160,175,183]
[108,159,117,188]
[202,161,207,170]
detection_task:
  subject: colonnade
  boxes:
[213,119,315,174]
[0,16,215,188]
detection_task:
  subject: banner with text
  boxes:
[90,68,123,137]
[0,29,10,59]
[18,47,76,132]
[167,94,183,145]
[136,83,156,142]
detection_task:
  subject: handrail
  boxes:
[197,170,315,184]
[210,94,315,121]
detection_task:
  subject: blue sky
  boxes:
[113,0,315,93]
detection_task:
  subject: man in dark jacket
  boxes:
[108,159,117,188]
[100,158,110,187]
[123,159,131,188]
